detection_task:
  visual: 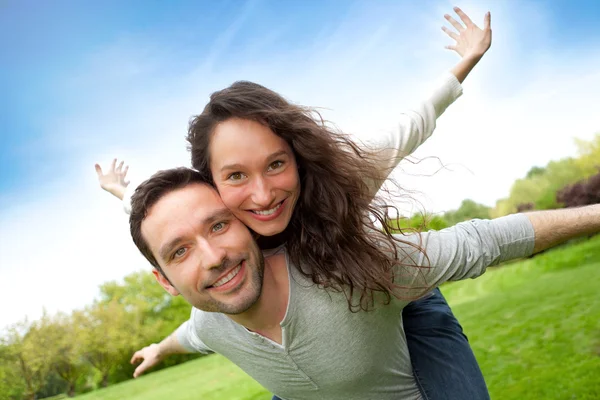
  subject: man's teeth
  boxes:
[252,202,282,216]
[213,265,242,288]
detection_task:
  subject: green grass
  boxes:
[443,237,600,400]
[76,354,270,400]
[77,236,600,400]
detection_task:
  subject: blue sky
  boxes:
[2,0,600,201]
[1,0,600,329]
[1,0,362,198]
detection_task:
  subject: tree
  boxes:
[6,317,55,400]
[492,154,592,217]
[443,199,491,226]
[100,271,202,374]
[98,270,191,339]
[557,169,600,208]
[76,300,147,387]
[390,212,449,232]
[574,133,600,175]
[0,342,26,400]
[44,314,91,397]
[525,166,546,179]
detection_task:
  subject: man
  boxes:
[128,167,599,400]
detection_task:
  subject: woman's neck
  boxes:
[256,229,291,250]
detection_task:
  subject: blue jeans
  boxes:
[272,288,488,400]
[403,288,489,399]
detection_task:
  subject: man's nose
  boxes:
[198,239,226,270]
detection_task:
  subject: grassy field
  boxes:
[77,236,600,400]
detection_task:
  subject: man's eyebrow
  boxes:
[159,237,186,262]
[203,208,234,226]
[220,150,288,171]
[158,208,233,262]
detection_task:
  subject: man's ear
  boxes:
[152,269,180,296]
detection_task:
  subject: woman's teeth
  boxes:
[213,264,242,288]
[252,202,282,216]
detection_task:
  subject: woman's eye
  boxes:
[212,222,227,232]
[268,160,284,171]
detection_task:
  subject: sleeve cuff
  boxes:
[492,213,536,262]
[122,185,133,215]
[175,314,214,354]
[175,321,199,353]
[429,72,463,117]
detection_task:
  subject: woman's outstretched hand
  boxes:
[95,158,130,200]
[443,7,492,61]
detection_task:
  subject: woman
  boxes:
[99,8,492,399]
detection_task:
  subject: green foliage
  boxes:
[492,133,600,217]
[525,166,546,179]
[0,342,26,400]
[76,300,148,388]
[391,199,491,234]
[574,134,600,175]
[96,270,199,375]
[98,271,192,339]
[390,212,449,232]
[6,316,58,400]
[43,314,91,397]
[443,199,491,226]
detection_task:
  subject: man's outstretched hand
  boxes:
[95,158,130,201]
[130,343,164,378]
[443,7,492,61]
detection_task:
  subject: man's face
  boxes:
[141,183,264,314]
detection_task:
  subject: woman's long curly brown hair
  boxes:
[187,81,428,311]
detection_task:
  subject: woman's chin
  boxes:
[245,218,288,238]
[252,224,286,238]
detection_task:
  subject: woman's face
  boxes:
[209,118,301,237]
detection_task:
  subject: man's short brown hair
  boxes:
[129,167,209,276]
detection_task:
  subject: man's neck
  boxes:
[227,253,289,343]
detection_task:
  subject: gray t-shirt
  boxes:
[177,214,535,400]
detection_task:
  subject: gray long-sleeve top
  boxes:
[176,214,535,400]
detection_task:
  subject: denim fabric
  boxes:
[403,288,490,400]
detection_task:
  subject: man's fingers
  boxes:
[116,161,124,173]
[484,11,491,30]
[444,44,457,51]
[441,26,459,41]
[110,158,117,170]
[454,7,474,27]
[130,351,143,364]
[444,14,464,32]
[133,364,145,378]
[94,164,103,178]
[133,359,152,378]
[122,165,129,178]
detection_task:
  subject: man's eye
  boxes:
[268,160,284,171]
[227,172,245,181]
[173,248,187,258]
[212,222,227,232]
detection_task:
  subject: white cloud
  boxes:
[2,0,599,329]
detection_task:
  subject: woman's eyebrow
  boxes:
[220,150,288,171]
